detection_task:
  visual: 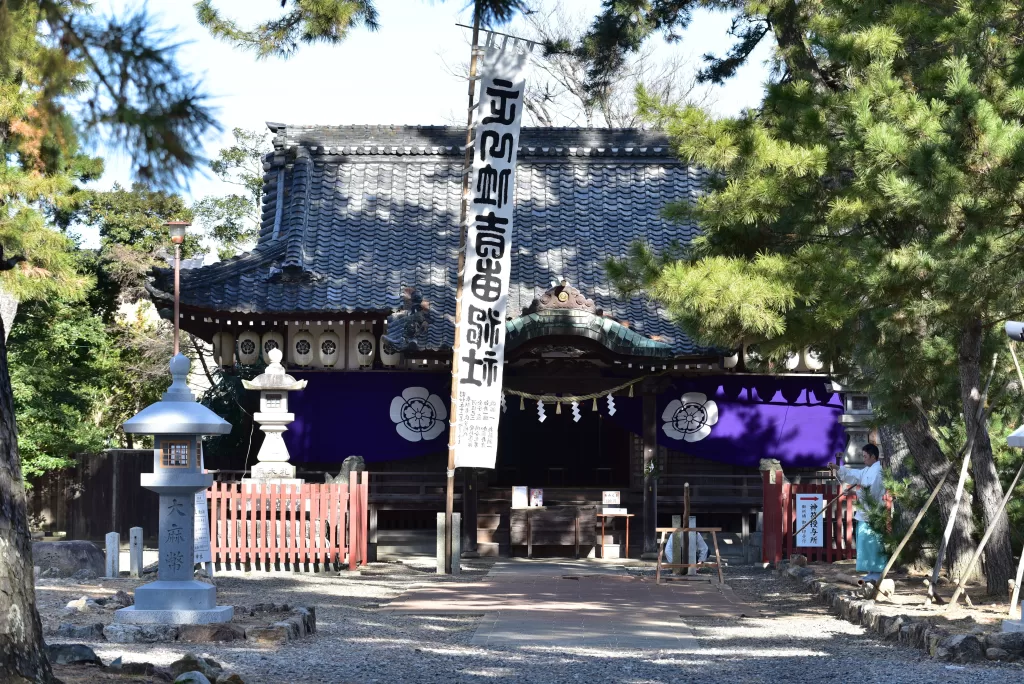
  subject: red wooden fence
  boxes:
[761,470,859,564]
[206,472,369,570]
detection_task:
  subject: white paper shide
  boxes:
[453,45,529,469]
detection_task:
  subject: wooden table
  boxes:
[655,526,725,585]
[511,506,596,558]
[596,513,634,559]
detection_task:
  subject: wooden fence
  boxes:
[761,470,858,564]
[206,472,369,570]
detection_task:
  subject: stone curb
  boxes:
[776,564,1023,664]
[100,605,316,645]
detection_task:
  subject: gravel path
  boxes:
[40,561,1024,683]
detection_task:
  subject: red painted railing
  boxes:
[761,470,858,564]
[206,472,369,570]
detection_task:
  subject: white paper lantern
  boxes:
[319,329,341,367]
[354,330,376,368]
[212,331,235,367]
[784,351,801,371]
[291,329,314,367]
[380,336,401,367]
[722,351,739,369]
[237,330,260,365]
[261,331,285,365]
[802,347,824,371]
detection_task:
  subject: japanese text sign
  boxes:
[453,44,529,469]
[795,493,824,547]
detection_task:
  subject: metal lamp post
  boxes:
[166,220,189,355]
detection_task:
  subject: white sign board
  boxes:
[193,450,212,564]
[511,486,529,509]
[602,491,620,505]
[795,493,824,548]
[452,44,530,469]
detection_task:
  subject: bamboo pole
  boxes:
[1005,341,1024,618]
[926,353,998,602]
[946,461,1024,610]
[444,6,482,575]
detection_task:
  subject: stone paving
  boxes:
[383,559,747,649]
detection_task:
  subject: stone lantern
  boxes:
[241,348,307,485]
[115,353,233,625]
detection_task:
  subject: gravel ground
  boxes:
[38,560,1024,684]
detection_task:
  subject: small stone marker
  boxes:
[436,512,445,574]
[452,513,461,576]
[687,515,697,575]
[105,532,120,578]
[129,527,143,578]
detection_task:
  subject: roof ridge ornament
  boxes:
[531,279,598,314]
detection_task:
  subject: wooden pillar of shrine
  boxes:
[462,468,479,557]
[642,392,659,559]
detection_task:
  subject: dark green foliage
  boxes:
[192,128,270,259]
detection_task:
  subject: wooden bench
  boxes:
[655,526,725,585]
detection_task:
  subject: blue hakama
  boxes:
[855,520,886,573]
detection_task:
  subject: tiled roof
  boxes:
[173,124,708,355]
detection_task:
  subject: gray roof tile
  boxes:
[173,125,707,354]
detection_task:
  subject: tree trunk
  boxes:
[959,318,1015,594]
[900,413,977,582]
[879,424,922,533]
[0,317,56,682]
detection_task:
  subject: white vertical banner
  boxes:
[795,493,824,547]
[194,447,213,564]
[453,44,529,469]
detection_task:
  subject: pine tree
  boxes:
[0,3,214,680]
[596,1,1024,593]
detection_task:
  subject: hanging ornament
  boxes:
[571,400,581,422]
[556,401,562,415]
[519,395,525,410]
[628,383,634,398]
[606,393,617,416]
[501,394,507,413]
[537,400,547,423]
[592,397,598,411]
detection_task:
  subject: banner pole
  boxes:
[446,6,482,575]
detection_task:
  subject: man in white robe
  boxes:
[828,444,887,582]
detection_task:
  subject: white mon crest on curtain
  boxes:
[662,392,719,442]
[390,387,448,442]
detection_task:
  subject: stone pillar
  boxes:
[641,393,658,559]
[462,469,479,557]
[157,494,194,582]
[436,513,445,575]
[129,527,143,578]
[452,513,461,576]
[105,532,120,578]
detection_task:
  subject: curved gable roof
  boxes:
[172,124,709,355]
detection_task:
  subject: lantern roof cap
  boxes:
[123,354,232,435]
[242,349,308,391]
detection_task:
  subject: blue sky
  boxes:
[85,1,772,248]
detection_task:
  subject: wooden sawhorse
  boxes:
[655,526,724,585]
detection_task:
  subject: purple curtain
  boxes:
[605,376,845,468]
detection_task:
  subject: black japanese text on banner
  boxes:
[453,45,529,469]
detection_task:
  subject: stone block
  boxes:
[32,541,104,578]
[940,634,984,663]
[246,625,289,644]
[170,654,222,681]
[174,672,211,684]
[130,527,144,578]
[986,647,1010,660]
[179,623,245,643]
[987,630,1024,654]
[44,643,101,665]
[105,532,120,578]
[54,623,105,640]
[114,604,234,625]
[216,674,246,684]
[789,554,807,567]
[103,623,180,643]
[119,662,169,678]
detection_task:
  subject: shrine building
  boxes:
[152,124,857,560]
